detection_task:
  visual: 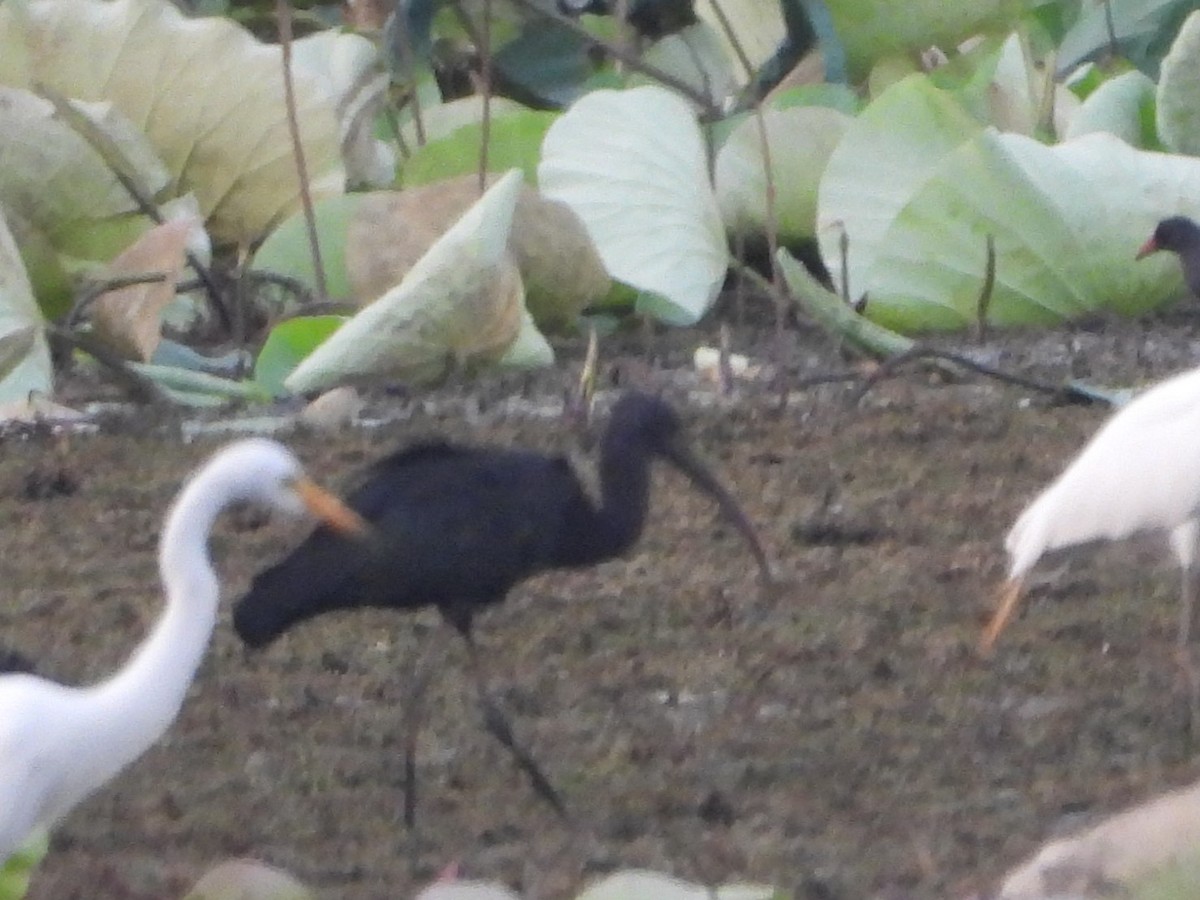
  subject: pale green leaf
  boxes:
[538,86,728,326]
[0,829,47,900]
[822,117,1200,332]
[817,75,983,305]
[400,96,528,149]
[251,194,363,303]
[715,106,851,243]
[0,87,171,314]
[1157,10,1200,155]
[254,315,348,397]
[401,109,558,188]
[128,363,271,407]
[1067,69,1158,147]
[823,0,1023,78]
[0,208,51,404]
[0,0,343,243]
[694,0,785,83]
[634,22,737,107]
[292,31,394,188]
[285,170,549,393]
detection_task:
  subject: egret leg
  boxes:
[442,607,568,820]
[1169,523,1200,741]
[979,577,1025,655]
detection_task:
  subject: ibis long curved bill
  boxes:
[661,436,774,587]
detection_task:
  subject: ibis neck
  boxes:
[82,469,223,779]
[560,436,653,566]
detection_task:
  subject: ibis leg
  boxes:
[460,629,569,820]
[401,640,436,831]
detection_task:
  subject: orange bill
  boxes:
[979,577,1025,656]
[293,477,369,534]
[1135,237,1159,260]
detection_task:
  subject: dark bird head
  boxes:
[606,392,774,586]
[1137,216,1200,260]
[1137,216,1200,298]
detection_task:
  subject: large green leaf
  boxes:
[0,87,173,315]
[0,829,46,900]
[0,0,343,243]
[817,75,983,305]
[695,0,787,82]
[538,86,727,325]
[1067,69,1158,147]
[715,105,851,243]
[284,170,550,393]
[634,22,736,106]
[821,103,1200,331]
[254,315,347,397]
[251,194,363,303]
[823,0,1025,78]
[400,108,558,188]
[1157,10,1200,155]
[0,208,51,404]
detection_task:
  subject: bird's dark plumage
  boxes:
[1137,216,1200,297]
[232,390,770,822]
[234,391,769,646]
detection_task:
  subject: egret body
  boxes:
[0,438,364,862]
[981,366,1200,654]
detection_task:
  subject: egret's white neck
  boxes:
[78,461,231,780]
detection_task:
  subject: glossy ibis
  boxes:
[0,439,365,864]
[233,390,773,820]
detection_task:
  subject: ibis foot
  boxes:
[478,692,569,821]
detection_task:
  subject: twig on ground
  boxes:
[847,344,1101,407]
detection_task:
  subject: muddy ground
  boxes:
[9,306,1200,899]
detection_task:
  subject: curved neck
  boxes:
[557,431,653,566]
[80,468,224,776]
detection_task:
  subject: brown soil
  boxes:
[9,309,1200,899]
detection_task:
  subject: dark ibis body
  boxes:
[1137,216,1200,297]
[233,391,772,818]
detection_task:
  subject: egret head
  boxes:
[197,439,366,533]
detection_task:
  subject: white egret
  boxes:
[982,218,1200,655]
[0,438,366,863]
[980,365,1200,658]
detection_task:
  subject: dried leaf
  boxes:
[91,219,191,360]
[285,170,545,393]
[346,174,607,331]
[0,0,343,243]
